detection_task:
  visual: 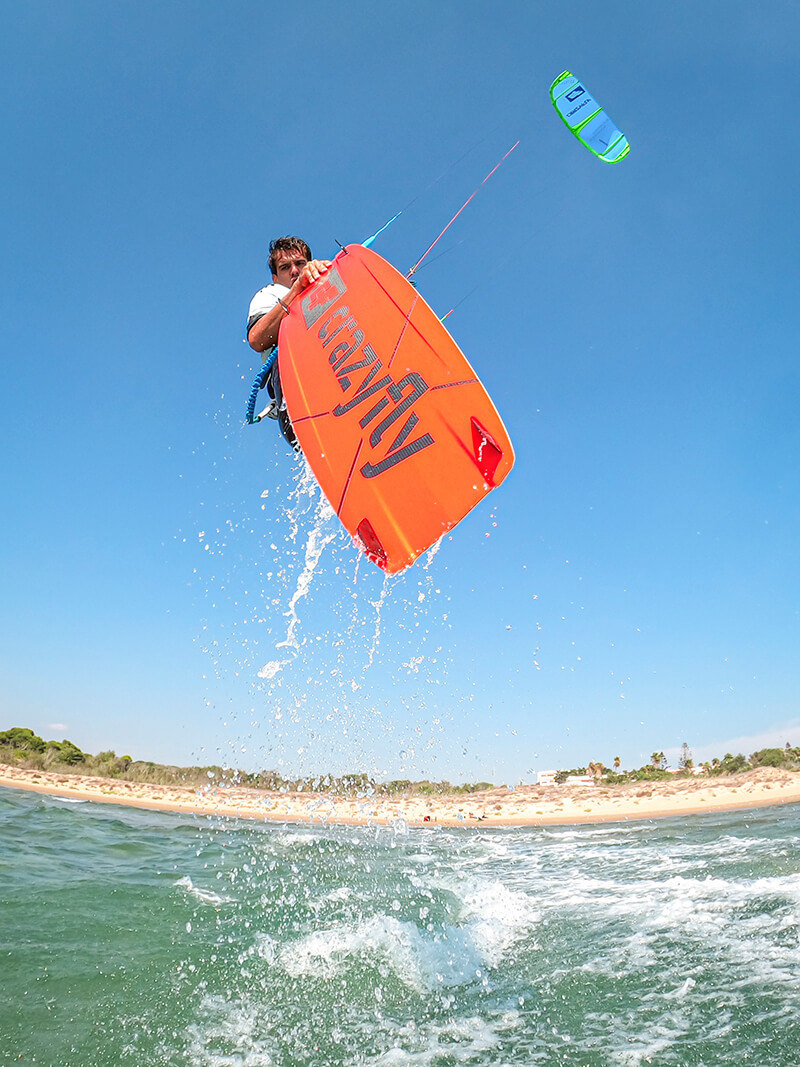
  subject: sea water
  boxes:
[2,787,799,1066]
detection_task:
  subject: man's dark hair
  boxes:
[268,236,312,276]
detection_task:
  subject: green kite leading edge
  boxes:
[550,71,630,163]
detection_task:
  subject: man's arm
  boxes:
[247,259,332,353]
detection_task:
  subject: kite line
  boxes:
[406,140,520,279]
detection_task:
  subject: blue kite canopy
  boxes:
[550,70,630,163]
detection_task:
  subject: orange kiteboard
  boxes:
[278,244,514,573]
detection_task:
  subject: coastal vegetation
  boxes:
[2,727,799,796]
[0,727,494,796]
[555,745,800,784]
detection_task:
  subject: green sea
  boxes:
[2,788,800,1065]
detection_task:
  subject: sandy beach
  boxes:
[3,763,800,827]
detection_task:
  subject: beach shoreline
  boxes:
[3,763,800,828]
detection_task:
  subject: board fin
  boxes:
[356,518,389,569]
[471,417,504,486]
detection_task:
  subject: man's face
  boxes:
[272,249,308,288]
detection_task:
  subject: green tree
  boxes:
[56,739,86,765]
[0,727,46,752]
[750,747,788,769]
[708,752,749,775]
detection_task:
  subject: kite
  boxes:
[550,70,630,163]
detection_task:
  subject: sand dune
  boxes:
[3,764,800,828]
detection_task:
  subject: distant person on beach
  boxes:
[247,236,331,447]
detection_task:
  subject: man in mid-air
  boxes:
[247,236,331,446]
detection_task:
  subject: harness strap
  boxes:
[245,349,278,424]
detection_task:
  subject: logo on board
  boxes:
[299,266,348,328]
[314,289,435,479]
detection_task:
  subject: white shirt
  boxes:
[247,281,290,341]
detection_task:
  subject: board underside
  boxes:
[278,244,514,573]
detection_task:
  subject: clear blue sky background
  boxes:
[3,1,798,783]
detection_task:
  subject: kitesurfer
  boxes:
[247,236,331,447]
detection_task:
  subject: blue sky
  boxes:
[2,1,798,783]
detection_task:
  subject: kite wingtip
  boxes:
[549,69,573,91]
